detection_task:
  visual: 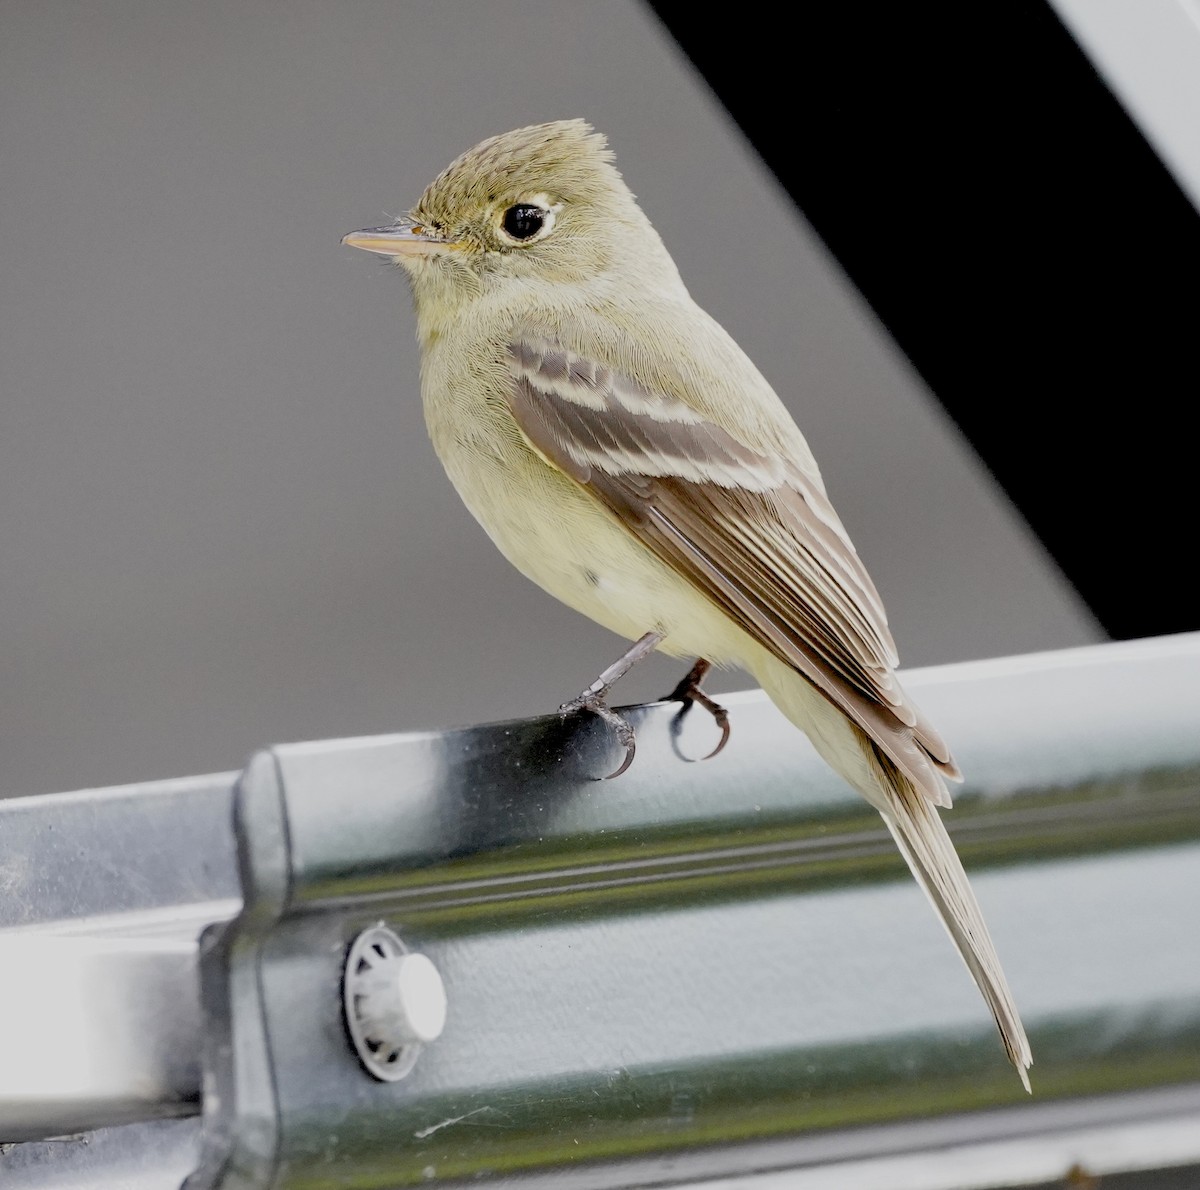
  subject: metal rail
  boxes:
[2,634,1199,1187]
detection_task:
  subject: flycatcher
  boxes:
[343,119,1031,1089]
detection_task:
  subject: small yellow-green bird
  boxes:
[343,119,1031,1089]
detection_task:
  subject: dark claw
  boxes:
[559,693,638,780]
[698,707,731,761]
[664,658,732,762]
[602,735,637,780]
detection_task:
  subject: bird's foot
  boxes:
[558,690,638,779]
[664,658,731,761]
[560,630,665,779]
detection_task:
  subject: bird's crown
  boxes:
[413,119,619,228]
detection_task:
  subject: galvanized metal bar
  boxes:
[0,771,240,930]
[2,634,1199,1188]
[0,936,201,1142]
[0,772,240,1143]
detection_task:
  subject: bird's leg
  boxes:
[663,658,731,761]
[560,630,665,779]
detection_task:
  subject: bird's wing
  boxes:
[507,333,960,805]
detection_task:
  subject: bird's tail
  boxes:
[873,749,1032,1091]
[752,652,1032,1089]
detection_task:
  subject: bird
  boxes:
[342,118,1032,1089]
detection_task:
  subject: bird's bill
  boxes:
[341,218,456,257]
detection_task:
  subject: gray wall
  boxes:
[0,0,1100,797]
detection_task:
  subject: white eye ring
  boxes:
[497,194,561,245]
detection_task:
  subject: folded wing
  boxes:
[507,334,960,806]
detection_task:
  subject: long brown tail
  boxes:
[878,757,1033,1091]
[751,653,1032,1088]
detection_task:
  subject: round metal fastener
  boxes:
[343,924,447,1082]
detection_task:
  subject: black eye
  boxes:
[502,204,546,241]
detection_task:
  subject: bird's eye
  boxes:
[501,203,549,242]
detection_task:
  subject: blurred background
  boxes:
[6,0,1193,798]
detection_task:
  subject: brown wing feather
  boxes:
[507,335,961,802]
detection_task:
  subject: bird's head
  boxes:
[342,119,677,305]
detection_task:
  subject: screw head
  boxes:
[343,924,446,1081]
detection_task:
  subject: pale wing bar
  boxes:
[510,339,895,677]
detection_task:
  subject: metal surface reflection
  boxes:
[185,635,1200,1188]
[4,636,1200,1186]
